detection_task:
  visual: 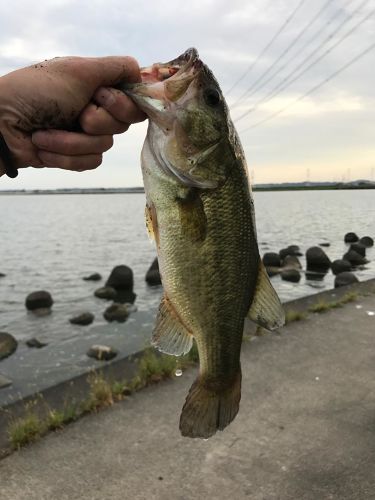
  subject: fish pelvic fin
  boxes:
[152,294,193,356]
[179,369,241,439]
[247,261,285,330]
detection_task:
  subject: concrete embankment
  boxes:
[0,279,374,499]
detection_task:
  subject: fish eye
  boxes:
[203,88,221,107]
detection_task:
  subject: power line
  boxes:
[234,0,373,123]
[225,0,308,96]
[238,40,375,133]
[230,0,336,108]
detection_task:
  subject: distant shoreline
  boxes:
[0,181,374,195]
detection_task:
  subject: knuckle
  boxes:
[80,106,99,134]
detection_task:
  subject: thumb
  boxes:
[84,56,142,88]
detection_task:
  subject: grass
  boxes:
[6,345,200,452]
[8,414,44,449]
[285,310,308,324]
[308,292,358,314]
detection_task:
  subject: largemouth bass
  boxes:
[122,48,284,439]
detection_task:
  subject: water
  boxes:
[0,190,373,400]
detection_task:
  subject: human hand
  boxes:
[0,56,146,175]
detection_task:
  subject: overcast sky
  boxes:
[0,0,374,189]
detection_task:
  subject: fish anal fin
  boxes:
[247,261,285,330]
[179,369,242,439]
[152,294,193,356]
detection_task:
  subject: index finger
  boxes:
[93,88,147,124]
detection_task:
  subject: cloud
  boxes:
[0,0,374,188]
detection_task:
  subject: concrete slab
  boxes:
[0,290,374,499]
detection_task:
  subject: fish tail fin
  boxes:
[179,368,241,439]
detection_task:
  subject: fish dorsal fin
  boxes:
[247,262,285,330]
[152,294,193,356]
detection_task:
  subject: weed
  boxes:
[8,414,45,449]
[47,410,65,430]
[83,373,113,412]
[285,310,308,323]
[340,292,358,304]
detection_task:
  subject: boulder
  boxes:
[103,303,130,323]
[266,266,280,277]
[334,272,359,288]
[0,273,5,278]
[306,247,331,273]
[26,338,48,349]
[279,245,302,260]
[262,253,281,267]
[87,345,117,361]
[0,332,18,360]
[350,243,366,257]
[331,259,351,276]
[145,258,162,286]
[282,255,302,270]
[305,270,327,281]
[83,273,102,282]
[344,232,359,243]
[106,265,136,304]
[319,242,330,247]
[94,286,117,300]
[69,312,95,326]
[25,291,53,311]
[0,374,12,389]
[359,236,374,248]
[281,269,301,283]
[343,250,367,267]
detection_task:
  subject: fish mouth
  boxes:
[117,48,202,112]
[139,47,201,83]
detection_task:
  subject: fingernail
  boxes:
[32,130,49,148]
[95,88,116,108]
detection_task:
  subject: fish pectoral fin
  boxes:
[152,294,193,356]
[176,188,207,243]
[179,369,242,439]
[247,261,285,330]
[145,203,158,242]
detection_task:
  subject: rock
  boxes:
[83,273,102,282]
[94,286,117,300]
[106,265,136,304]
[306,247,331,273]
[0,273,5,278]
[343,250,367,266]
[319,242,330,247]
[103,303,130,323]
[26,338,48,349]
[87,345,117,361]
[305,270,326,281]
[0,332,18,360]
[0,374,12,389]
[359,236,374,248]
[331,259,352,276]
[281,269,301,283]
[262,253,281,267]
[344,232,359,243]
[266,266,280,277]
[69,312,95,326]
[350,243,366,257]
[334,272,359,288]
[282,255,302,270]
[279,245,302,260]
[145,258,162,286]
[25,291,53,311]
